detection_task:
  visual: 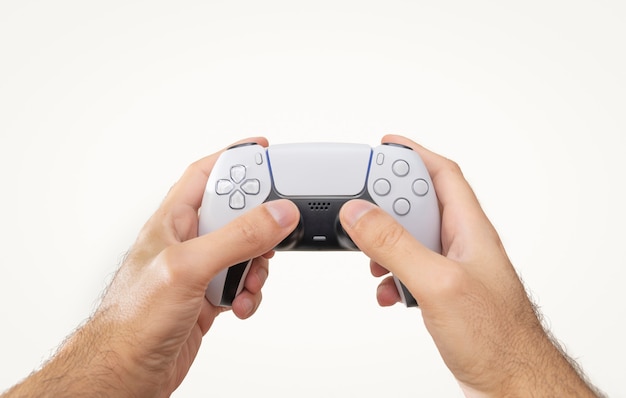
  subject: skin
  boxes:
[340,135,601,397]
[1,135,602,397]
[2,137,301,398]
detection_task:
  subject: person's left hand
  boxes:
[43,137,300,397]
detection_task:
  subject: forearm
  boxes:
[2,318,137,398]
[514,331,603,397]
[460,322,603,397]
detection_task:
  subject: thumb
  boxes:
[339,199,443,304]
[161,199,300,290]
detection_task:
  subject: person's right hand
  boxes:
[340,134,600,397]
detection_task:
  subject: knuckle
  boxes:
[442,158,464,177]
[186,158,206,176]
[370,219,407,251]
[431,265,469,302]
[155,245,188,285]
[235,215,265,248]
[246,257,269,292]
[233,204,289,250]
[181,158,212,186]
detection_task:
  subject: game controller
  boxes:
[198,142,441,307]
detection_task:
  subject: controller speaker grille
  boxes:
[308,202,330,211]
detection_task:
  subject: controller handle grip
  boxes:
[205,260,252,307]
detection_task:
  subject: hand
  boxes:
[339,135,600,397]
[3,137,300,398]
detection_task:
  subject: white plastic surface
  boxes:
[267,143,371,196]
[368,144,441,254]
[199,142,441,307]
[198,144,272,234]
[199,144,273,305]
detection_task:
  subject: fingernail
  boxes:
[265,200,298,228]
[342,200,377,229]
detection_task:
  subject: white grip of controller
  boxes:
[199,144,272,306]
[204,259,253,307]
[366,144,441,306]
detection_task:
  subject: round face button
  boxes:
[392,160,410,177]
[412,178,429,196]
[393,198,411,216]
[373,178,391,196]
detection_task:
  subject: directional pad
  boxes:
[215,165,262,211]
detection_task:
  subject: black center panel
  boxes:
[266,189,374,251]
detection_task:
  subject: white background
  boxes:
[1,1,624,396]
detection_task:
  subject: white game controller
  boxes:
[198,142,441,307]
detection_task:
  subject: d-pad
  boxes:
[215,164,260,209]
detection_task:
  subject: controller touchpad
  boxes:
[268,143,371,196]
